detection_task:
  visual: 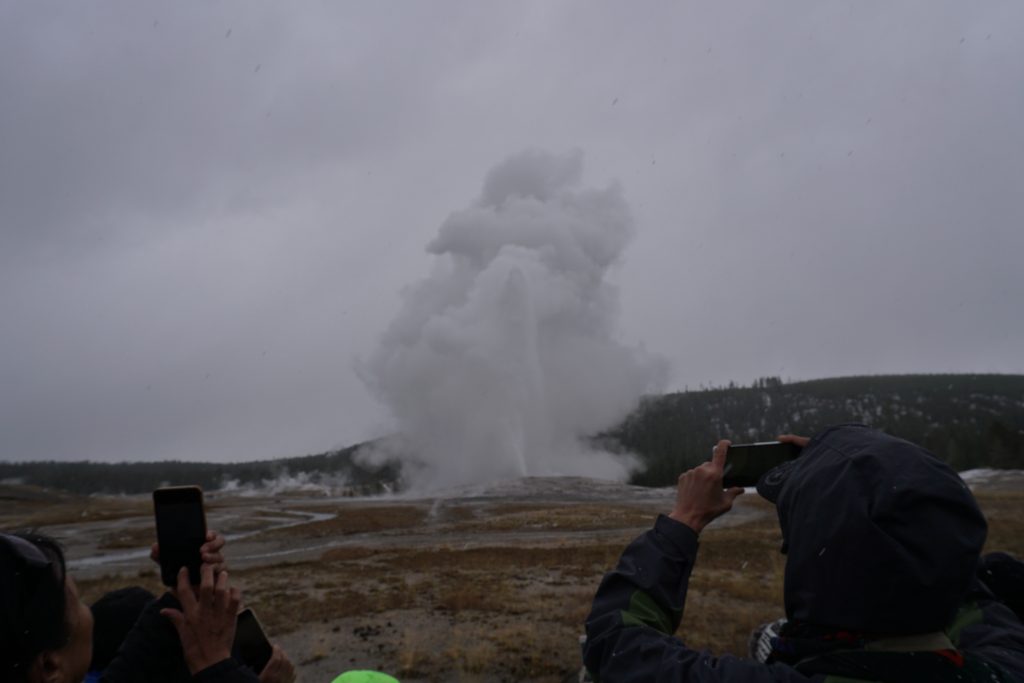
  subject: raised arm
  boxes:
[582,441,796,682]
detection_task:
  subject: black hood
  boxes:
[776,424,987,634]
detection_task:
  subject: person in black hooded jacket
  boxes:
[583,423,1024,682]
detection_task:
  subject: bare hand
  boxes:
[777,433,811,449]
[259,644,297,683]
[669,440,744,534]
[151,530,228,574]
[160,564,241,675]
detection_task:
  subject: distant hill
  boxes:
[613,373,1024,486]
[0,443,399,497]
[1,374,1022,494]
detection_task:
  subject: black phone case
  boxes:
[722,442,802,489]
[233,610,273,674]
[153,487,206,586]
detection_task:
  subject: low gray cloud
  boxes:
[1,1,1022,464]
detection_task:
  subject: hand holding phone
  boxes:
[669,440,746,533]
[153,486,207,586]
[160,564,241,675]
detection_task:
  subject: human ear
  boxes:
[36,650,64,683]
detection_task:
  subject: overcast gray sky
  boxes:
[2,1,1022,464]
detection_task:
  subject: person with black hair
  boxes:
[0,532,94,683]
[582,424,1024,682]
[96,556,296,683]
[0,530,259,683]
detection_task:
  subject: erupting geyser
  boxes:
[359,150,665,490]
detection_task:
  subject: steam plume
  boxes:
[359,150,665,490]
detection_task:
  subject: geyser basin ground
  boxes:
[3,474,1021,682]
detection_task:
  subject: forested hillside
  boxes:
[0,443,398,496]
[2,374,1022,494]
[615,374,1024,486]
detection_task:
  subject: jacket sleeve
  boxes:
[100,593,260,683]
[582,515,809,683]
[952,565,1024,682]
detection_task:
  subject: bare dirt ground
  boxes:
[2,472,1022,683]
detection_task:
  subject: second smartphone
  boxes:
[152,485,207,586]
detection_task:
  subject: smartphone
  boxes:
[152,486,207,586]
[233,608,274,674]
[721,441,802,489]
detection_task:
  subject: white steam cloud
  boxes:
[216,472,355,497]
[359,150,666,490]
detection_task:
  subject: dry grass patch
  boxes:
[443,633,499,676]
[437,579,513,614]
[258,505,429,539]
[481,621,577,680]
[449,503,658,533]
[232,562,421,634]
[976,490,1024,557]
[318,546,382,563]
[384,542,632,576]
[396,626,440,679]
[2,496,151,529]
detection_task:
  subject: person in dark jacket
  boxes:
[86,586,157,682]
[583,423,1024,682]
[101,563,260,683]
[0,530,259,683]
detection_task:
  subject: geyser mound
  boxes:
[359,150,666,490]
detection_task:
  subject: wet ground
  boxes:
[3,471,1022,682]
[17,476,762,580]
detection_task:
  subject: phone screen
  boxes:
[722,441,802,489]
[153,486,207,586]
[233,608,273,674]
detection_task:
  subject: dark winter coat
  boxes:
[583,424,1024,682]
[100,593,259,683]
